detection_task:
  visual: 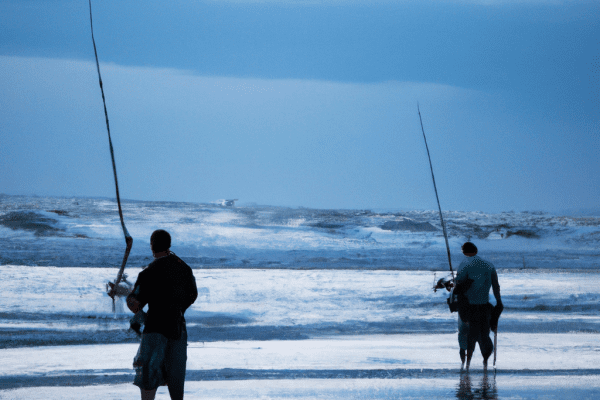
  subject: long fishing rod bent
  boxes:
[417,104,454,280]
[88,0,133,296]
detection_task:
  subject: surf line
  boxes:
[88,0,133,308]
[417,104,454,281]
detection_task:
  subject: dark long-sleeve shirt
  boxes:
[456,255,501,305]
[128,253,198,339]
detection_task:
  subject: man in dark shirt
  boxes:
[127,229,198,400]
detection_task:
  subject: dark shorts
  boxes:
[458,317,468,350]
[133,329,188,399]
[464,303,494,359]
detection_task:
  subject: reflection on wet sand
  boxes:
[456,372,498,400]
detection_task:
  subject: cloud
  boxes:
[0,55,480,124]
[3,55,597,213]
[0,55,482,207]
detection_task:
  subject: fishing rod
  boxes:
[417,104,454,281]
[88,0,133,308]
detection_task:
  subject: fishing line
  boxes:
[417,104,454,280]
[88,0,133,305]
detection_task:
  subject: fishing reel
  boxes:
[106,275,133,314]
[106,273,133,299]
[433,273,454,292]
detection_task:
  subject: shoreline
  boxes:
[2,334,600,399]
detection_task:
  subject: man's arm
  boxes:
[126,292,141,313]
[491,268,501,305]
[126,273,148,314]
[183,268,198,312]
[490,268,503,333]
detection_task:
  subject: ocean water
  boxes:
[1,266,600,349]
[1,194,599,346]
[1,194,599,398]
[1,194,599,270]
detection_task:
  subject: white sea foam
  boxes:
[1,266,599,333]
[2,195,600,268]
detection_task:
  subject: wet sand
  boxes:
[2,373,600,399]
[2,333,599,399]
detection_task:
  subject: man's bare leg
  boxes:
[465,349,473,371]
[141,388,157,400]
[483,349,491,372]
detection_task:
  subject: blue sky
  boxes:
[1,0,599,212]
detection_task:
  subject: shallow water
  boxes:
[1,267,599,348]
[2,335,600,398]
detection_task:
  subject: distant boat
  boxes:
[215,199,238,207]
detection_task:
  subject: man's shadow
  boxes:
[456,371,498,400]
